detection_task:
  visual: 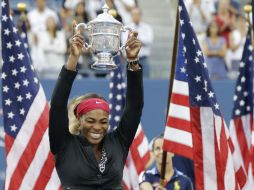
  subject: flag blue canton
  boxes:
[108,56,126,131]
[1,0,40,138]
[178,0,221,116]
[231,30,253,117]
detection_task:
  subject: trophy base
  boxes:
[91,53,118,70]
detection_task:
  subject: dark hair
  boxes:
[206,21,220,37]
[152,133,164,151]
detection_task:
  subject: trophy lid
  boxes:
[89,4,122,25]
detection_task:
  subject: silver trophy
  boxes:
[76,4,132,70]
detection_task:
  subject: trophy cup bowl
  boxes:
[76,4,132,70]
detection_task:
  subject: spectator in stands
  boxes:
[114,0,136,24]
[124,7,153,78]
[188,0,214,45]
[227,15,247,79]
[203,21,228,80]
[49,21,143,189]
[140,134,193,190]
[36,16,67,79]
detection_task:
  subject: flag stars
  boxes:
[246,106,251,111]
[183,46,187,53]
[208,91,214,98]
[116,94,122,100]
[3,85,9,93]
[236,85,242,92]
[203,62,207,68]
[179,6,182,12]
[9,55,15,63]
[6,42,13,49]
[233,95,237,101]
[1,1,7,8]
[13,27,18,34]
[180,19,184,25]
[243,91,248,97]
[239,100,245,106]
[2,14,8,22]
[197,50,202,57]
[34,77,39,84]
[180,67,186,73]
[1,72,7,80]
[115,105,121,111]
[239,62,245,68]
[109,93,113,99]
[114,116,120,122]
[241,76,246,83]
[192,39,196,45]
[117,84,122,90]
[26,92,32,100]
[248,45,253,51]
[18,53,25,60]
[20,108,25,115]
[235,109,240,115]
[4,28,10,36]
[181,33,185,40]
[214,103,220,110]
[14,82,21,89]
[195,94,202,101]
[5,99,12,106]
[194,75,201,82]
[109,82,113,88]
[10,125,17,132]
[194,57,199,63]
[15,40,21,47]
[249,56,253,61]
[17,95,23,102]
[20,66,27,73]
[8,112,14,119]
[23,79,29,87]
[12,69,18,76]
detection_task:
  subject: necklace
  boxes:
[98,148,107,173]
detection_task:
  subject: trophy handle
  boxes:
[75,23,91,50]
[120,26,133,52]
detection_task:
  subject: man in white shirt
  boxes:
[126,7,153,77]
[27,0,58,33]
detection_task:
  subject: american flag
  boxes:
[1,1,61,189]
[108,56,150,190]
[252,0,254,179]
[229,29,254,189]
[163,0,237,189]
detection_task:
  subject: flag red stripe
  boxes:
[32,152,55,190]
[171,93,189,106]
[8,105,49,189]
[190,107,204,190]
[235,166,247,188]
[4,134,14,156]
[234,117,251,171]
[166,116,191,132]
[163,140,193,159]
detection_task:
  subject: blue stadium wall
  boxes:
[0,79,236,187]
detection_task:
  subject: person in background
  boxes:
[227,14,247,79]
[203,21,228,80]
[37,16,67,79]
[188,0,213,46]
[124,7,153,78]
[140,134,193,190]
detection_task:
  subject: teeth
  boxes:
[90,133,102,139]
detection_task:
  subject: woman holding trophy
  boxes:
[48,5,143,188]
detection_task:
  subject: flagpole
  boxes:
[160,0,179,186]
[244,4,253,40]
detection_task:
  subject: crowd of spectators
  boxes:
[9,0,154,79]
[186,0,248,80]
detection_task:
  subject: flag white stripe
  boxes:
[168,103,190,121]
[137,134,149,158]
[45,168,61,190]
[172,79,189,95]
[5,86,47,190]
[224,149,236,190]
[241,115,252,149]
[164,127,193,147]
[200,107,217,190]
[126,152,140,190]
[19,129,50,190]
[214,115,222,150]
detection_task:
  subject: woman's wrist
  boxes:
[66,54,79,71]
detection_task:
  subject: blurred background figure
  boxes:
[36,16,67,79]
[123,7,153,78]
[203,21,228,80]
[188,0,214,47]
[139,135,193,190]
[227,14,248,79]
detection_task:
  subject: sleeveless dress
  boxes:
[205,37,228,80]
